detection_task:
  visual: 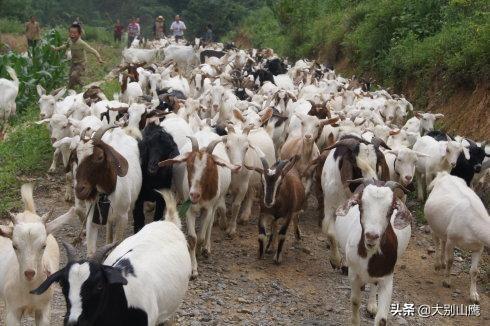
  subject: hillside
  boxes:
[231,0,490,139]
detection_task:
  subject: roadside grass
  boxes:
[0,42,121,216]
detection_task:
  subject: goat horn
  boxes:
[275,160,289,173]
[93,124,117,144]
[480,141,487,149]
[371,137,391,150]
[384,181,410,194]
[187,136,199,152]
[325,138,360,152]
[107,106,129,112]
[206,139,222,154]
[243,125,252,135]
[62,241,78,263]
[90,242,119,264]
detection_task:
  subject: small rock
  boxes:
[421,254,427,260]
[237,297,249,304]
[425,280,434,285]
[238,308,253,314]
[395,316,409,325]
[453,288,461,294]
[423,225,431,234]
[454,256,463,262]
[427,247,436,254]
[302,247,312,255]
[400,264,406,270]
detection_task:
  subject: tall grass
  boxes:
[0,17,24,34]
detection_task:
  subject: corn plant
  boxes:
[0,29,68,110]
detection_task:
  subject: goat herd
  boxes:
[0,36,489,325]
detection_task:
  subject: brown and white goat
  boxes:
[335,180,412,326]
[159,132,239,278]
[246,155,305,264]
[74,125,142,256]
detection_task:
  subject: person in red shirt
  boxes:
[114,19,124,43]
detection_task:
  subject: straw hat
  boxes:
[157,16,164,21]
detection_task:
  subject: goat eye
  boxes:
[12,244,18,250]
[41,244,47,250]
[96,283,104,291]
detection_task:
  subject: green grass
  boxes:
[0,107,52,215]
[0,18,24,34]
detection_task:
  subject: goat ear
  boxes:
[212,155,241,172]
[260,107,273,125]
[414,112,422,119]
[462,146,470,160]
[244,164,264,174]
[46,207,76,234]
[434,113,444,119]
[101,144,129,177]
[54,87,67,100]
[30,269,64,295]
[158,153,190,167]
[393,199,412,229]
[37,85,46,96]
[0,225,13,239]
[281,155,299,176]
[102,266,128,285]
[336,194,360,216]
[233,109,246,123]
[35,119,51,125]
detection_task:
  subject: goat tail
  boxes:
[5,66,18,84]
[156,190,181,229]
[20,183,36,213]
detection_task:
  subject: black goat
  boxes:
[265,58,288,76]
[253,69,275,86]
[451,139,487,186]
[133,123,179,233]
[200,49,226,64]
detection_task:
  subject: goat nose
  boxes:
[304,134,312,140]
[474,164,482,173]
[404,176,412,182]
[189,192,201,203]
[24,270,36,280]
[451,162,457,167]
[51,137,57,144]
[365,232,379,241]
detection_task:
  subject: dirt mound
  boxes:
[427,83,489,140]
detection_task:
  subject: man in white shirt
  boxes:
[170,15,187,43]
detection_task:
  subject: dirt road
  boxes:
[1,173,488,325]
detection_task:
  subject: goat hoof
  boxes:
[340,266,349,275]
[367,305,377,317]
[48,167,56,173]
[470,292,480,304]
[442,280,451,288]
[274,257,282,265]
[190,271,199,280]
[201,248,210,259]
[226,228,236,239]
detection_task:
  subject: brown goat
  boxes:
[246,155,305,264]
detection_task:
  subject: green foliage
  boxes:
[83,25,113,44]
[237,0,489,105]
[0,17,24,34]
[0,0,264,40]
[0,29,68,109]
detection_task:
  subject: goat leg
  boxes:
[275,217,291,264]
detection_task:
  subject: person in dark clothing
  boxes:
[114,19,124,42]
[203,24,214,43]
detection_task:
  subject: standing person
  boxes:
[203,24,214,44]
[127,18,139,48]
[114,19,124,43]
[170,15,186,43]
[153,16,166,40]
[135,17,141,38]
[25,16,41,49]
[52,23,103,89]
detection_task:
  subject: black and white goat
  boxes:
[31,191,191,326]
